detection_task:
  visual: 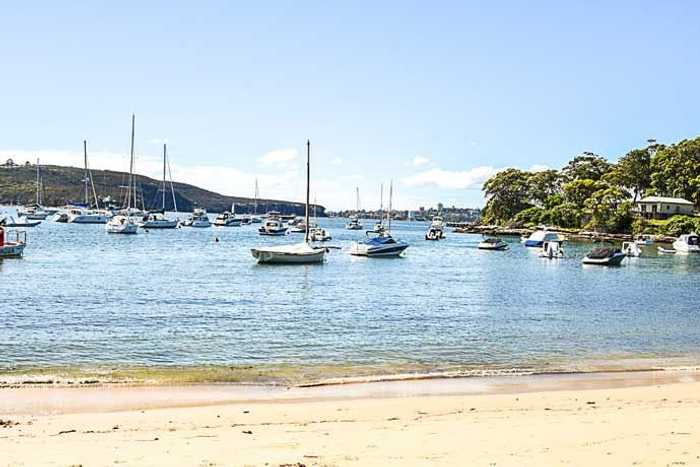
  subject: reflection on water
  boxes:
[1,219,700,373]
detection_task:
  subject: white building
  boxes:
[636,196,695,219]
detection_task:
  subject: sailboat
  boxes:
[19,159,49,220]
[251,140,326,264]
[309,195,331,242]
[214,202,242,227]
[345,187,364,230]
[372,183,386,233]
[67,141,112,224]
[250,179,262,223]
[350,181,409,257]
[105,115,139,234]
[140,143,179,229]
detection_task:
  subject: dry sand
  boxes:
[2,370,700,466]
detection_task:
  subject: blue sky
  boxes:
[1,1,699,209]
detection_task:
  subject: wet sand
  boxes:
[2,369,700,466]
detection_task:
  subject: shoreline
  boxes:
[3,368,700,465]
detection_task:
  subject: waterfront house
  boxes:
[636,196,695,219]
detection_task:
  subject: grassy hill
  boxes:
[0,163,325,216]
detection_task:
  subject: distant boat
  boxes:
[106,116,139,234]
[582,247,626,266]
[350,182,408,257]
[425,216,445,240]
[634,234,655,246]
[522,230,562,248]
[478,237,508,251]
[622,241,642,257]
[70,141,112,224]
[183,208,211,228]
[251,178,262,223]
[140,144,179,229]
[539,240,564,258]
[258,218,288,236]
[213,209,242,227]
[345,187,364,230]
[0,207,41,228]
[19,159,48,220]
[672,233,700,254]
[251,140,326,264]
[0,227,26,258]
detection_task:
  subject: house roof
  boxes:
[638,196,694,206]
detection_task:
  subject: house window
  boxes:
[641,205,647,212]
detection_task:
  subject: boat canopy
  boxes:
[586,247,619,259]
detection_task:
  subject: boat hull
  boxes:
[140,220,178,229]
[350,243,408,257]
[68,215,110,224]
[251,248,325,264]
[0,243,25,258]
[582,253,626,266]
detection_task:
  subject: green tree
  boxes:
[527,170,561,206]
[482,168,532,224]
[608,148,652,202]
[561,152,611,182]
[562,178,604,208]
[584,185,632,232]
[650,137,700,207]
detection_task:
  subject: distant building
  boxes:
[636,196,695,219]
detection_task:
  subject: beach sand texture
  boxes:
[2,372,700,466]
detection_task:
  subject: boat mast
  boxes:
[35,158,40,205]
[166,150,178,215]
[388,181,393,231]
[356,186,360,212]
[254,178,259,215]
[83,140,89,206]
[127,114,135,211]
[305,140,310,243]
[83,141,100,209]
[379,183,383,225]
[162,144,167,211]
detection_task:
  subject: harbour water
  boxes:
[2,218,700,382]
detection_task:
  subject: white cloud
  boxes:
[257,148,298,168]
[401,166,498,190]
[528,164,551,172]
[412,156,431,167]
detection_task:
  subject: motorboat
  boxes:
[582,247,626,266]
[0,207,41,227]
[238,214,252,225]
[425,217,446,240]
[621,241,642,257]
[19,204,49,220]
[346,215,364,230]
[52,210,70,223]
[477,237,509,250]
[522,230,562,247]
[657,246,677,255]
[289,220,317,234]
[309,227,332,242]
[0,227,26,258]
[539,240,564,258]
[213,211,241,227]
[105,115,139,235]
[251,215,262,224]
[105,215,138,234]
[258,218,288,236]
[183,208,211,228]
[350,230,409,257]
[634,234,655,246]
[251,140,326,264]
[140,211,178,229]
[672,233,700,253]
[67,208,111,224]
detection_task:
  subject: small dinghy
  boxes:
[0,227,26,258]
[477,237,509,251]
[657,246,677,255]
[582,247,626,266]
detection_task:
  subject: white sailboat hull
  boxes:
[105,216,139,234]
[251,242,326,264]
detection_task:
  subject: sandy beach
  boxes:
[2,369,700,466]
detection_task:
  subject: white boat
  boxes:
[106,115,139,235]
[140,211,178,229]
[251,140,326,264]
[539,240,564,258]
[622,241,642,257]
[350,181,408,257]
[258,218,288,236]
[477,237,508,250]
[250,179,262,223]
[309,227,331,242]
[0,228,26,258]
[657,246,677,255]
[346,215,364,230]
[238,214,252,225]
[672,233,700,254]
[634,234,655,246]
[18,159,49,220]
[140,143,179,229]
[183,208,211,228]
[0,207,41,227]
[582,247,626,266]
[67,208,111,224]
[522,230,562,247]
[346,187,364,230]
[251,215,262,224]
[213,210,241,227]
[425,217,445,240]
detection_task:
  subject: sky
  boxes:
[1,1,699,210]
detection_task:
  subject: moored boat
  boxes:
[0,227,26,258]
[258,218,288,236]
[539,240,564,258]
[213,210,241,227]
[477,237,508,250]
[183,208,211,228]
[622,241,642,257]
[522,230,562,247]
[350,181,407,258]
[582,247,626,266]
[105,115,139,235]
[672,233,700,254]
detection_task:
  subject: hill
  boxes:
[0,162,325,216]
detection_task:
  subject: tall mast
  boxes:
[127,114,135,210]
[356,186,360,212]
[254,178,259,214]
[379,183,384,224]
[83,140,89,206]
[388,181,393,231]
[162,143,167,211]
[304,140,311,243]
[167,152,178,215]
[35,158,40,205]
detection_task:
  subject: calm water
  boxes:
[2,217,700,374]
